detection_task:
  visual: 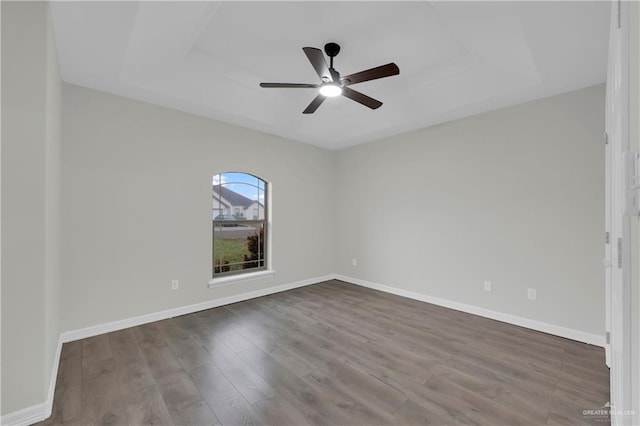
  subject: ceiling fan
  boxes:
[259,42,400,114]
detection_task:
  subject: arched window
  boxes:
[212,172,267,278]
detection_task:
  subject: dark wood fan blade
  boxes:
[341,87,382,109]
[303,94,326,114]
[260,83,319,88]
[341,63,399,86]
[303,47,332,82]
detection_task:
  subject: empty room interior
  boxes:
[2,1,640,425]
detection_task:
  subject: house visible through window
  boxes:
[212,172,267,277]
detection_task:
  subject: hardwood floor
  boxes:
[36,280,610,425]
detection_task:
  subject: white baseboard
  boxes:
[334,274,606,347]
[61,274,331,343]
[0,274,331,426]
[0,403,48,426]
[1,335,63,426]
[44,336,63,417]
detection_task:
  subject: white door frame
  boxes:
[605,0,633,424]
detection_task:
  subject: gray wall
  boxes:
[1,1,62,414]
[61,83,336,332]
[335,85,605,336]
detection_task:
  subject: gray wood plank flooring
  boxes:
[36,280,610,425]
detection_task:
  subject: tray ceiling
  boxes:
[51,1,610,149]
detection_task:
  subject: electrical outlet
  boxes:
[483,280,492,292]
[352,258,357,267]
[527,288,537,300]
[171,280,179,290]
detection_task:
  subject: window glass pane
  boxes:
[212,222,265,274]
[221,172,259,188]
[212,174,221,214]
[255,188,265,219]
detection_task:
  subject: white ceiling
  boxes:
[51,1,610,150]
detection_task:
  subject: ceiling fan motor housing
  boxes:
[324,42,340,58]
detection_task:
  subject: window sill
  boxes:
[208,270,276,288]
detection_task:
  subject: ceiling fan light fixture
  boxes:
[319,84,342,97]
